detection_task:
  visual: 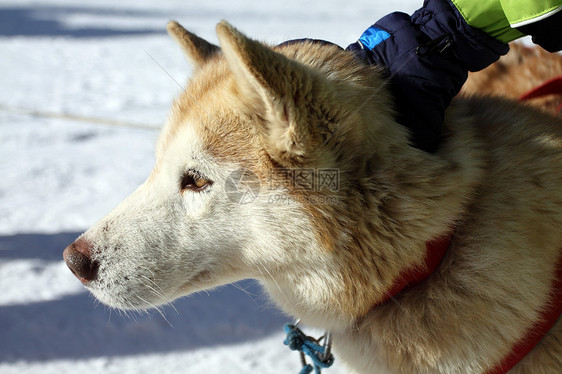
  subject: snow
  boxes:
[0,0,418,372]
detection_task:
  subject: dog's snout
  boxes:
[63,238,99,283]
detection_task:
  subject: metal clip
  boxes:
[285,319,335,373]
[319,332,333,365]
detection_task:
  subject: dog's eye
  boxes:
[180,170,211,192]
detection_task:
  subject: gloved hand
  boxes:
[516,9,562,53]
[346,0,509,152]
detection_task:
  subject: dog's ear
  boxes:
[167,21,220,67]
[216,21,323,166]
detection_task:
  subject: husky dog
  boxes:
[63,21,562,373]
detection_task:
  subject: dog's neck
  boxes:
[369,232,453,310]
[271,101,487,331]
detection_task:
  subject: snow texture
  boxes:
[0,1,418,373]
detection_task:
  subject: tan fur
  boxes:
[77,22,562,373]
[463,42,562,113]
[166,21,220,67]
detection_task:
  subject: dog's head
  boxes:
[63,21,405,328]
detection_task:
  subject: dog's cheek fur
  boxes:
[82,180,253,310]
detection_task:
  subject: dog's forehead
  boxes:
[156,58,263,168]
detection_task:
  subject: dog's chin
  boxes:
[178,269,214,293]
[86,284,166,311]
[86,269,216,311]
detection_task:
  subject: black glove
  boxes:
[516,9,562,53]
[346,0,509,152]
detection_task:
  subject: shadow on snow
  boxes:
[0,6,166,38]
[0,232,288,362]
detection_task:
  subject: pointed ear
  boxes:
[216,21,323,166]
[167,21,220,68]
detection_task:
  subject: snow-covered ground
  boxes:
[0,1,419,373]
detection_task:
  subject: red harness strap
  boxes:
[486,254,562,374]
[379,235,562,374]
[378,235,452,305]
[518,75,562,114]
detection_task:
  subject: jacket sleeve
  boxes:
[500,0,562,27]
[452,0,562,51]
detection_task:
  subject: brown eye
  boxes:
[180,171,211,192]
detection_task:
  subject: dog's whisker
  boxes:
[256,261,297,315]
[231,281,262,306]
[145,51,185,90]
[138,274,181,317]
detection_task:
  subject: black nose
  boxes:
[63,238,99,283]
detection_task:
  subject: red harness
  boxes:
[519,75,562,114]
[379,235,562,373]
[376,235,452,305]
[486,255,562,374]
[372,75,562,372]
